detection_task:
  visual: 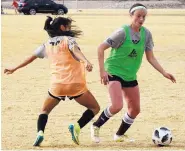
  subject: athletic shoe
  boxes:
[91,124,100,143]
[113,134,128,142]
[68,123,80,145]
[33,130,44,146]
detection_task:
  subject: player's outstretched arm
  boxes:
[145,50,176,83]
[4,55,37,75]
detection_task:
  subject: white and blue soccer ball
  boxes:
[152,127,173,146]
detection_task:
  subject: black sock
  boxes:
[116,120,131,136]
[77,109,95,129]
[93,110,110,128]
[37,114,48,132]
[116,113,134,135]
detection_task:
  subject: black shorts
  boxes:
[108,75,138,88]
[48,91,83,101]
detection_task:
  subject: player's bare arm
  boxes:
[72,45,93,72]
[145,50,176,83]
[98,42,112,85]
[4,55,37,74]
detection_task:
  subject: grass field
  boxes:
[2,9,185,150]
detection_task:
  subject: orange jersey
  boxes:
[44,36,87,96]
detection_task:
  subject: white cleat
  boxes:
[91,125,100,143]
[114,134,128,142]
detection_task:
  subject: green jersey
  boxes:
[105,25,146,81]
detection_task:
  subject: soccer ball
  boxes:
[152,127,172,146]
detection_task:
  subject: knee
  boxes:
[41,103,59,115]
[111,103,123,114]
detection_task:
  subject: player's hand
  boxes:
[163,71,176,83]
[100,70,112,85]
[4,68,16,75]
[85,61,93,72]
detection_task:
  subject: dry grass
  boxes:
[2,9,185,150]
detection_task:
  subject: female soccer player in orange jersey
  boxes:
[4,16,100,146]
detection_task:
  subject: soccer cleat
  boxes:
[113,134,128,142]
[33,130,44,146]
[68,123,80,145]
[91,124,100,143]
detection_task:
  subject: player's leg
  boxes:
[75,90,100,127]
[68,90,100,145]
[33,92,60,146]
[114,85,140,142]
[16,8,19,14]
[91,80,123,143]
[14,7,17,14]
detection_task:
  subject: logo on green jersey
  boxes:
[128,49,137,57]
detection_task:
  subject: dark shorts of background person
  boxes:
[48,91,83,101]
[108,75,138,87]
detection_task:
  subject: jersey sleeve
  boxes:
[145,28,154,51]
[33,44,47,59]
[104,28,126,49]
[68,37,80,51]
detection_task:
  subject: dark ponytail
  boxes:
[44,16,56,37]
[44,16,53,31]
[44,16,82,38]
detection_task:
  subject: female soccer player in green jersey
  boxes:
[91,3,176,143]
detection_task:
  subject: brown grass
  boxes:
[2,9,185,150]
